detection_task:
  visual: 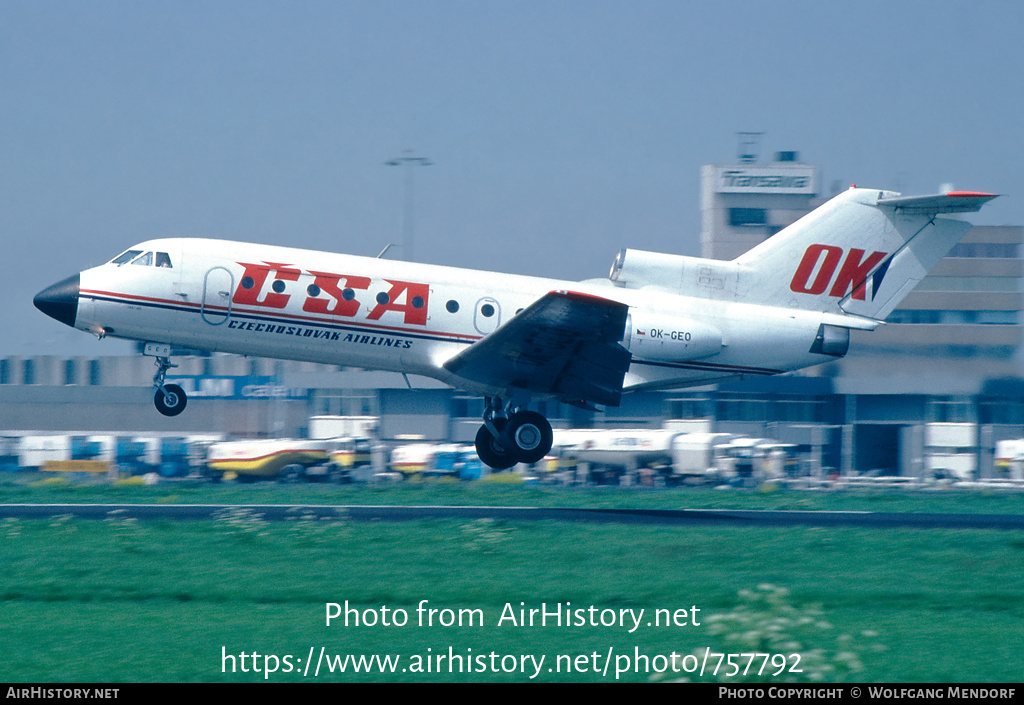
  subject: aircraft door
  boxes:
[201,267,234,325]
[473,297,501,335]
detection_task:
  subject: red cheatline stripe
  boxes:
[81,288,482,342]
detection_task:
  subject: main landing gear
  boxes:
[152,354,187,417]
[474,396,553,470]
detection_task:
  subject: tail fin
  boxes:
[734,187,998,321]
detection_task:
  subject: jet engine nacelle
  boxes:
[623,312,723,361]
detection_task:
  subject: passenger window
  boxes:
[111,250,142,265]
[131,252,154,266]
[155,252,172,268]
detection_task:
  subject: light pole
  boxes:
[385,152,433,262]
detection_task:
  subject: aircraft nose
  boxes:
[34,274,80,328]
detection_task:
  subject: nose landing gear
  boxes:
[474,397,553,470]
[151,353,187,417]
[155,382,187,416]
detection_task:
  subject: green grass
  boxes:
[2,509,1023,682]
[3,475,1024,515]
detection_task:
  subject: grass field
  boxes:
[5,474,1024,514]
[2,480,1023,682]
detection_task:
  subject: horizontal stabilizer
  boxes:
[876,191,998,214]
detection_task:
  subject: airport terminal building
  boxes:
[3,151,1023,478]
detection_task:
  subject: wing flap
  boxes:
[443,290,631,406]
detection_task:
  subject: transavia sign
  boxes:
[714,165,818,195]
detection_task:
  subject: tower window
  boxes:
[728,208,767,227]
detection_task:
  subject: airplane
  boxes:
[34,187,997,469]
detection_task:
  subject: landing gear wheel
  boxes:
[475,418,517,470]
[155,384,187,417]
[502,410,553,464]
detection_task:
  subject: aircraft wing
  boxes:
[443,290,631,407]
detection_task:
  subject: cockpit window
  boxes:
[110,249,172,267]
[111,249,142,265]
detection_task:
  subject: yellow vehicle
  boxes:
[205,439,331,482]
[329,437,373,469]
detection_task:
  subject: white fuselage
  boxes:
[73,238,837,400]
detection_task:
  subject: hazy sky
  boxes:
[4,0,1022,357]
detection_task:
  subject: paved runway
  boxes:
[2,503,1023,530]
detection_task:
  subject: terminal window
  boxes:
[980,398,1024,424]
[312,390,379,417]
[728,208,767,227]
[666,397,711,419]
[450,396,484,419]
[947,243,1019,258]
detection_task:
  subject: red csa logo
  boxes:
[232,262,429,325]
[789,245,889,300]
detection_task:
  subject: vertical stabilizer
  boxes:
[733,188,997,321]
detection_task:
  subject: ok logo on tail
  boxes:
[790,244,889,301]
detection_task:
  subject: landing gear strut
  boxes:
[474,396,553,469]
[151,354,187,417]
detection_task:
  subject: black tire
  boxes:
[503,410,553,464]
[475,418,517,470]
[278,464,304,484]
[155,384,187,417]
[327,463,350,484]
